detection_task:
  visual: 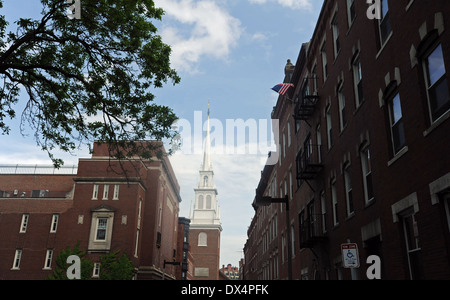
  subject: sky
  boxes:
[0,0,323,267]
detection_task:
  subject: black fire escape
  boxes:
[294,77,326,249]
[294,77,320,127]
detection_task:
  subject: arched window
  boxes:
[206,195,212,209]
[204,176,209,187]
[198,195,204,209]
[198,232,208,246]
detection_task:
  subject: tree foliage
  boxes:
[0,0,180,167]
[98,250,135,280]
[46,241,94,280]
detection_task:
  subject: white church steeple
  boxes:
[190,102,221,230]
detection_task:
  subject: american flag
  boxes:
[272,83,294,95]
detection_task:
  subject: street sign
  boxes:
[341,243,360,268]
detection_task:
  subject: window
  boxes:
[44,249,53,269]
[379,0,392,45]
[331,180,338,226]
[135,229,140,258]
[92,184,99,200]
[353,55,364,107]
[20,214,29,233]
[291,224,295,256]
[321,43,328,81]
[326,105,333,149]
[304,135,313,165]
[113,184,119,200]
[93,263,101,278]
[50,214,59,233]
[289,170,293,200]
[198,232,208,246]
[206,195,212,209]
[316,124,322,163]
[312,66,318,95]
[307,202,315,238]
[347,0,356,26]
[400,210,424,279]
[361,147,374,204]
[443,192,450,232]
[96,218,108,241]
[344,164,354,216]
[12,249,22,270]
[204,176,209,187]
[423,44,449,122]
[388,93,406,154]
[198,195,204,209]
[320,191,327,233]
[338,82,346,131]
[102,185,109,200]
[287,120,292,147]
[332,13,340,57]
[89,210,114,252]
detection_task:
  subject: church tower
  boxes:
[189,102,222,280]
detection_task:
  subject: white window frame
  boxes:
[12,249,22,270]
[95,217,109,241]
[320,191,327,233]
[338,82,346,131]
[326,105,333,149]
[331,180,339,226]
[50,214,59,233]
[346,0,356,27]
[344,165,354,216]
[93,262,101,278]
[423,43,449,123]
[331,13,340,58]
[378,0,392,46]
[102,185,109,200]
[321,42,328,82]
[198,232,208,247]
[43,249,53,269]
[352,54,363,107]
[92,184,99,200]
[388,93,406,154]
[361,146,374,204]
[20,214,29,233]
[113,184,120,200]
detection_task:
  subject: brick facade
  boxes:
[0,141,185,280]
[244,0,450,280]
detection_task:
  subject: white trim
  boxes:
[391,192,419,223]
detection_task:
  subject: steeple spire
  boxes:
[202,100,212,171]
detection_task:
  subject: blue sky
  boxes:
[0,0,323,267]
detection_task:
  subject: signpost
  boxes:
[341,243,360,268]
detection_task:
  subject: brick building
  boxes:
[175,217,194,280]
[189,106,222,280]
[244,0,450,280]
[0,141,185,280]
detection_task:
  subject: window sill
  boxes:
[423,109,450,137]
[364,198,375,209]
[345,212,355,221]
[387,146,409,167]
[376,32,393,60]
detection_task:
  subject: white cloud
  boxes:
[154,0,243,73]
[168,146,268,266]
[248,0,312,10]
